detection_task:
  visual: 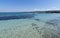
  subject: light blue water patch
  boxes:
[34,13,60,22]
[0,19,34,31]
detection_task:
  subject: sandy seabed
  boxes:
[0,19,60,38]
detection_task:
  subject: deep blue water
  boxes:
[0,12,35,20]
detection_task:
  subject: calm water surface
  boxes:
[0,13,60,30]
[0,12,60,38]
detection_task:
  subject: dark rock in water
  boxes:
[34,19,40,21]
[31,23,37,26]
[35,27,39,29]
[46,22,57,26]
[0,13,34,20]
[31,23,42,34]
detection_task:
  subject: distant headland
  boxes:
[30,10,60,13]
[0,10,60,13]
[19,10,60,13]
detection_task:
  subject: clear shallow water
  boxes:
[34,13,60,21]
[0,12,60,38]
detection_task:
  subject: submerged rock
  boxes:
[34,19,40,21]
[43,18,60,38]
[31,18,60,38]
[46,18,60,26]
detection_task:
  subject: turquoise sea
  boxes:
[0,12,60,38]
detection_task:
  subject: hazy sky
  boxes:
[0,0,60,12]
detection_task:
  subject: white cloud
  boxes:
[33,7,60,11]
[46,7,60,10]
